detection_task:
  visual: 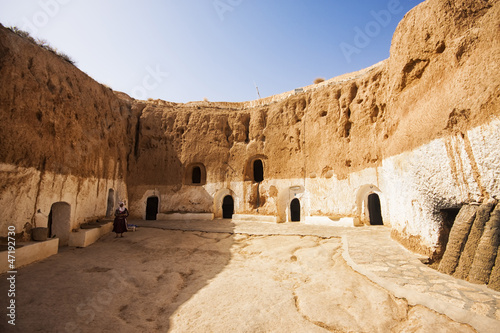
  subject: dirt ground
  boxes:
[0,227,476,333]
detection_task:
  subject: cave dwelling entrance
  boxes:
[290,198,301,222]
[192,166,202,184]
[222,195,234,219]
[368,193,383,225]
[253,159,264,183]
[146,196,159,220]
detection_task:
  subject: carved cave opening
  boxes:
[253,159,264,183]
[222,195,234,219]
[291,198,301,222]
[192,166,202,184]
[368,193,383,225]
[146,196,159,220]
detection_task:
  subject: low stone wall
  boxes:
[68,222,114,248]
[157,213,214,221]
[0,163,128,244]
[0,238,59,274]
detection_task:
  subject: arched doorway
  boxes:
[106,189,115,217]
[146,196,159,220]
[253,159,264,182]
[48,202,71,246]
[290,198,301,222]
[222,195,234,219]
[368,193,383,225]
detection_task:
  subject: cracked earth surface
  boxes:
[0,228,476,332]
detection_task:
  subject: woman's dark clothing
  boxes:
[113,208,129,234]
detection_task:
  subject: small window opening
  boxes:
[253,159,264,182]
[192,166,201,184]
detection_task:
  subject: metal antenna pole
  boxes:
[253,81,261,99]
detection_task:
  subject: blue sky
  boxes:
[0,0,425,103]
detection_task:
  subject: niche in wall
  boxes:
[184,163,207,185]
[245,155,267,182]
[253,159,264,182]
[106,189,115,217]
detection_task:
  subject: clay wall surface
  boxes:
[0,0,499,256]
[0,25,138,240]
[127,0,500,255]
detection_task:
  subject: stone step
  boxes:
[231,214,278,223]
[305,216,356,227]
[157,213,214,221]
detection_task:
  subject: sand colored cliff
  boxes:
[0,0,499,290]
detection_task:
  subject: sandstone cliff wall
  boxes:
[0,25,139,241]
[0,0,499,258]
[127,0,500,256]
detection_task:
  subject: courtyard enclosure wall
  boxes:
[126,0,500,256]
[1,0,499,260]
[0,25,136,241]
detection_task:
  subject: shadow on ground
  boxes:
[0,220,483,332]
[0,221,235,332]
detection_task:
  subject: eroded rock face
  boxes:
[127,0,500,256]
[0,0,499,256]
[0,25,138,240]
[385,0,499,156]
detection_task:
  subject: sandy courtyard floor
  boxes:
[0,226,477,332]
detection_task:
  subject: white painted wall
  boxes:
[129,120,500,253]
[0,163,128,239]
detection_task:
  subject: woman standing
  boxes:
[113,201,129,238]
